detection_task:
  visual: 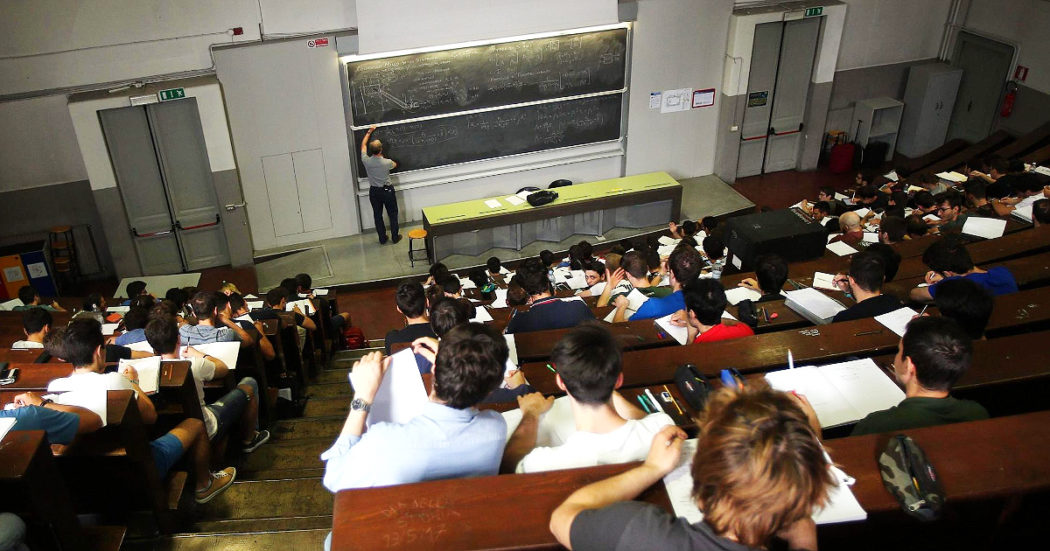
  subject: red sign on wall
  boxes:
[308,38,330,48]
[1014,65,1029,82]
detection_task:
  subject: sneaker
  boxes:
[242,429,270,453]
[391,234,403,244]
[195,467,237,504]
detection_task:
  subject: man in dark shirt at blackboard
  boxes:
[361,125,401,245]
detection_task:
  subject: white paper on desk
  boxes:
[663,438,704,523]
[119,356,161,394]
[812,272,839,291]
[884,170,899,182]
[624,288,649,312]
[503,334,518,366]
[834,192,849,201]
[875,307,918,337]
[353,348,428,428]
[470,306,493,323]
[234,313,254,323]
[552,267,572,283]
[827,233,840,243]
[1034,165,1050,177]
[101,323,120,336]
[962,217,1007,239]
[907,185,925,194]
[502,395,576,446]
[484,199,502,209]
[721,310,737,321]
[1013,204,1034,223]
[490,288,509,309]
[126,340,154,353]
[459,277,477,290]
[655,313,688,345]
[516,190,536,200]
[603,308,632,323]
[107,305,130,314]
[657,235,678,246]
[725,286,761,306]
[791,200,806,210]
[500,266,513,276]
[246,300,264,310]
[185,341,240,371]
[784,288,846,322]
[862,232,879,243]
[243,293,258,299]
[765,358,904,428]
[565,270,588,290]
[813,465,868,523]
[51,390,109,427]
[0,417,16,443]
[936,171,968,183]
[0,298,23,311]
[820,216,835,225]
[853,207,871,218]
[313,289,329,296]
[923,213,941,222]
[285,299,313,316]
[505,195,525,206]
[826,241,858,256]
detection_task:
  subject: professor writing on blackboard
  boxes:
[361,125,401,245]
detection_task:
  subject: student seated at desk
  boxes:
[931,191,968,233]
[878,215,907,245]
[550,386,833,551]
[11,308,50,349]
[434,272,463,299]
[933,279,994,340]
[505,261,594,334]
[852,184,887,212]
[11,285,65,312]
[737,253,788,303]
[850,317,988,436]
[225,294,275,361]
[384,280,437,355]
[180,291,254,347]
[120,280,151,306]
[613,245,703,322]
[576,259,610,299]
[249,288,316,351]
[1,392,102,444]
[74,293,108,324]
[145,315,270,453]
[295,272,352,331]
[502,324,673,474]
[670,279,753,344]
[321,323,509,491]
[602,252,669,306]
[113,304,149,346]
[830,251,903,323]
[42,319,238,503]
[700,236,727,280]
[905,213,931,239]
[910,237,1018,302]
[829,211,864,246]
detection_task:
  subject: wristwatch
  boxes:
[350,398,372,413]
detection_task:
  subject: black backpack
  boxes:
[527,190,559,207]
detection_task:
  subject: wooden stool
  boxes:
[407,229,430,267]
[48,225,79,294]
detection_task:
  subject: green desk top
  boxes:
[422,171,681,225]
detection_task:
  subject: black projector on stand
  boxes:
[723,209,826,271]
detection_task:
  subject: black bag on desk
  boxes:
[527,190,559,207]
[674,364,710,412]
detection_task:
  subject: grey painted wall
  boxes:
[800,81,833,171]
[824,58,935,137]
[0,180,113,279]
[994,83,1050,137]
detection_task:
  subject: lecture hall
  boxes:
[1,0,1050,549]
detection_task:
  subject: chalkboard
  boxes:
[354,95,621,173]
[346,27,627,125]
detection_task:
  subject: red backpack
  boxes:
[342,326,367,349]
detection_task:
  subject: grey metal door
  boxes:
[947,31,1015,143]
[99,99,230,275]
[737,17,820,177]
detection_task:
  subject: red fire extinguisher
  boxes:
[1001,81,1019,118]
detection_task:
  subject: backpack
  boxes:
[343,326,367,350]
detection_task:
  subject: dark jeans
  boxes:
[368,185,399,242]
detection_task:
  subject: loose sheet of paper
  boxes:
[484,199,502,209]
[505,195,525,206]
[101,323,120,336]
[126,340,154,353]
[353,348,428,428]
[186,341,241,371]
[565,270,588,290]
[502,395,577,447]
[724,286,761,306]
[0,298,23,311]
[490,288,509,308]
[285,299,313,316]
[470,306,494,323]
[118,356,162,394]
[812,272,839,291]
[655,313,688,345]
[663,438,704,523]
[657,235,678,246]
[0,417,16,443]
[923,214,940,222]
[624,288,649,312]
[875,307,918,337]
[862,232,879,243]
[826,241,858,256]
[51,390,109,427]
[246,300,264,310]
[936,171,968,183]
[884,170,899,181]
[961,217,1007,239]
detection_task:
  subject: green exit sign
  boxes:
[158,88,185,101]
[805,6,823,17]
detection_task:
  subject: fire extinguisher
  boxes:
[1001,81,1019,118]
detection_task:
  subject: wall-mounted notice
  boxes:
[660,88,691,113]
[692,88,715,108]
[649,91,662,109]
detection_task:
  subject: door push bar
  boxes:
[131,225,174,238]
[177,214,221,231]
[769,123,804,136]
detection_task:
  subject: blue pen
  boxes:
[636,395,653,413]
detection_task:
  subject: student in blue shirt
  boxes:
[910,236,1019,302]
[613,244,703,322]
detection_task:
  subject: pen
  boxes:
[918,305,929,317]
[762,307,770,323]
[545,363,557,373]
[854,330,883,336]
[636,395,653,413]
[787,349,794,370]
[663,384,684,414]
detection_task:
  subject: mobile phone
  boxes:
[0,367,19,386]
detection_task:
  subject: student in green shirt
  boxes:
[11,285,66,312]
[851,316,988,436]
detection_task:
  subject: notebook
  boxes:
[784,288,846,324]
[826,241,858,256]
[351,348,428,428]
[764,358,905,428]
[874,307,918,337]
[961,217,1007,240]
[724,286,761,306]
[118,356,162,394]
[184,341,241,371]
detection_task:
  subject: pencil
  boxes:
[545,363,557,373]
[663,384,683,414]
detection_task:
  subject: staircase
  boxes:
[124,342,384,550]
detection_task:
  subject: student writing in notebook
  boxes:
[830,251,903,323]
[669,279,753,344]
[501,324,673,474]
[910,237,1018,302]
[505,260,594,334]
[550,386,833,551]
[851,317,988,436]
[737,253,788,303]
[613,245,702,322]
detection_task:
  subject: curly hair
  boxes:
[433,323,508,409]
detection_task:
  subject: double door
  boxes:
[737,17,820,177]
[100,99,230,275]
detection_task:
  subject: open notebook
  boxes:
[118,356,162,394]
[764,358,905,428]
[663,439,867,525]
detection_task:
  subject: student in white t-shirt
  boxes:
[11,308,50,349]
[501,324,674,474]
